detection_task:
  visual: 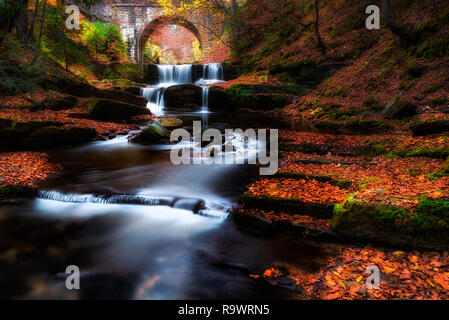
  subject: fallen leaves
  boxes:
[254,246,449,300]
[0,152,60,187]
[246,178,348,204]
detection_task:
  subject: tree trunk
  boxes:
[15,0,30,43]
[381,0,413,44]
[314,0,326,55]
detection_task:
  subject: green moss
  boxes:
[331,197,449,249]
[355,145,387,156]
[330,108,364,121]
[426,171,449,181]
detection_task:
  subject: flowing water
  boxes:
[0,65,333,300]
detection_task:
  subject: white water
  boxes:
[201,86,210,112]
[141,65,193,116]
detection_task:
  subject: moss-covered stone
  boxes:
[228,93,293,110]
[86,98,150,120]
[239,194,335,219]
[23,126,97,148]
[330,197,449,249]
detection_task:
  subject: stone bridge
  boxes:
[86,0,225,63]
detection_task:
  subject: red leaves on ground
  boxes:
[246,178,348,204]
[280,152,449,209]
[0,152,60,187]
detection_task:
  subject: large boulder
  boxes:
[85,99,151,120]
[24,126,97,148]
[382,98,418,119]
[164,84,202,108]
[130,122,170,144]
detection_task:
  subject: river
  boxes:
[0,64,333,299]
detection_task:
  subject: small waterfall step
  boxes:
[37,190,225,217]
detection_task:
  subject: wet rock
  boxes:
[382,98,418,119]
[130,122,170,144]
[164,84,202,108]
[48,96,78,111]
[85,99,150,120]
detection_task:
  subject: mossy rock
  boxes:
[13,121,65,134]
[130,122,170,145]
[410,118,449,136]
[228,93,293,110]
[86,99,150,120]
[239,194,335,219]
[48,96,78,111]
[0,185,37,200]
[382,98,418,119]
[23,126,97,148]
[330,198,449,250]
[226,84,306,96]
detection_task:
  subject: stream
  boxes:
[0,64,333,300]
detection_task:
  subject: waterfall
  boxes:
[203,63,224,81]
[142,63,224,115]
[158,64,192,84]
[201,86,210,112]
[141,64,194,116]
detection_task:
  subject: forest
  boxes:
[0,0,448,302]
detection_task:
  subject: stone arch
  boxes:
[137,15,203,64]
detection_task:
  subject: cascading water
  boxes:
[141,64,193,116]
[142,63,225,116]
